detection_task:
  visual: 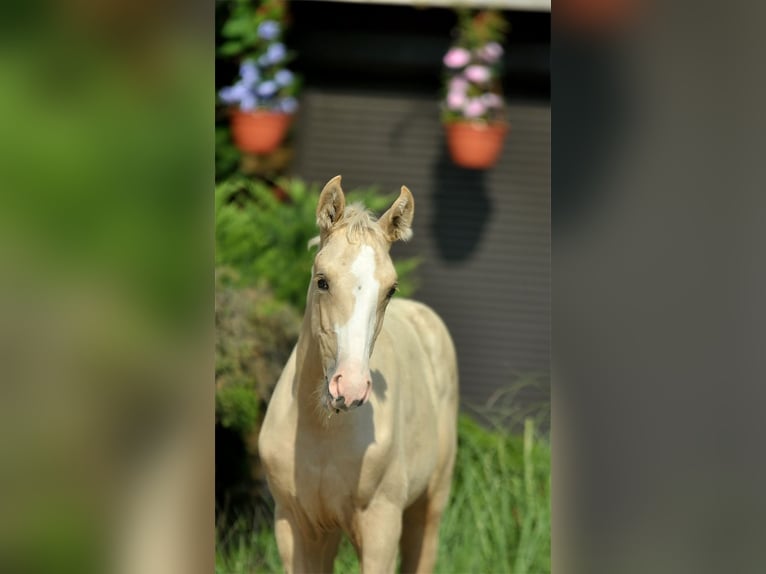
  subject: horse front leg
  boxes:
[274,503,341,574]
[399,488,450,574]
[354,499,403,574]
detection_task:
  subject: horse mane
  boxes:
[308,202,385,250]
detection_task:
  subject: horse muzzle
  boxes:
[326,367,372,412]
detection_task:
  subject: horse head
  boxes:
[308,175,414,414]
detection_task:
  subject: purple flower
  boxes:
[443,47,471,69]
[463,98,486,118]
[464,65,491,84]
[279,97,298,114]
[274,69,294,87]
[257,20,281,41]
[256,80,278,98]
[240,92,257,111]
[218,86,238,104]
[218,82,248,104]
[268,43,286,62]
[479,42,504,63]
[260,43,286,66]
[239,60,259,85]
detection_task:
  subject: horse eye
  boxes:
[387,286,397,299]
[317,278,329,291]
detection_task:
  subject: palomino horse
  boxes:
[258,176,459,573]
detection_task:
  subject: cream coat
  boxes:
[258,177,459,574]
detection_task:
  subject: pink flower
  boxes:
[443,47,471,69]
[447,90,467,110]
[449,76,468,94]
[481,93,503,109]
[463,98,486,118]
[464,65,491,84]
[479,42,504,63]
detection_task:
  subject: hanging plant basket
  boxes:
[444,121,510,169]
[230,109,295,155]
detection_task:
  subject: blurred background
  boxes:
[214,0,550,572]
[8,0,764,572]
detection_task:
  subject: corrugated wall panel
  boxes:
[291,89,550,410]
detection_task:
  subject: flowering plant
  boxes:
[218,0,300,114]
[441,9,510,124]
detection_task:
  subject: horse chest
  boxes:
[289,422,396,526]
[293,457,353,524]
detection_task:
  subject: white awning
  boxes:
[314,0,551,13]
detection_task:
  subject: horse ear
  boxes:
[316,175,346,237]
[379,185,414,243]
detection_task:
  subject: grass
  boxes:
[216,414,550,574]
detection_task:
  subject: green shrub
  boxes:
[216,385,261,432]
[215,267,301,432]
[215,124,240,183]
[215,269,303,536]
[215,176,421,311]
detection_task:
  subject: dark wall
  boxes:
[287,1,550,98]
[287,1,550,413]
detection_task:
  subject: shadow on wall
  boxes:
[431,144,493,262]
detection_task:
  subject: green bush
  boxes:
[215,267,301,433]
[216,385,261,432]
[215,124,240,183]
[215,268,303,536]
[215,176,421,311]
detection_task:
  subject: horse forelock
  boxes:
[340,203,385,243]
[312,203,386,249]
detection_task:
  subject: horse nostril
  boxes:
[329,373,342,397]
[334,396,345,406]
[350,399,362,408]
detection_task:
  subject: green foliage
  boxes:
[215,124,240,183]
[218,0,291,62]
[454,9,510,50]
[215,267,301,432]
[215,415,551,574]
[215,176,421,311]
[216,385,261,432]
[440,416,550,573]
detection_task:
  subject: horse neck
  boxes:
[293,308,332,428]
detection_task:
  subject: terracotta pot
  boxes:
[556,0,637,33]
[230,109,294,154]
[444,121,510,169]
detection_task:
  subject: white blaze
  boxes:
[335,244,379,367]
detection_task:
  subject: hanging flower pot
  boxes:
[217,2,301,157]
[444,120,509,169]
[230,108,294,154]
[440,9,511,170]
[557,0,637,34]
